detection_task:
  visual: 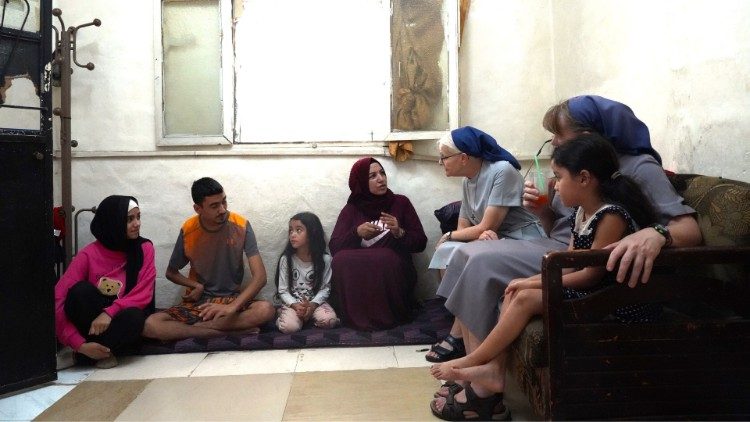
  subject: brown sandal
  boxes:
[430,384,511,421]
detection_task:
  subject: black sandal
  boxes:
[434,380,464,398]
[425,334,466,363]
[429,384,511,421]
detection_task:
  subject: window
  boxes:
[389,0,459,142]
[156,0,458,146]
[0,0,43,132]
[155,0,233,146]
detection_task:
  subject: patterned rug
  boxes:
[138,297,452,355]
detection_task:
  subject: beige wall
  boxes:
[44,0,750,306]
[550,0,750,180]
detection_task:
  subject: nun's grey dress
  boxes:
[437,154,695,340]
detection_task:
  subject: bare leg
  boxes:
[461,288,542,367]
[430,356,506,413]
[461,319,481,355]
[142,313,224,341]
[449,294,508,375]
[431,318,482,397]
[426,318,464,361]
[431,293,524,413]
[197,300,275,331]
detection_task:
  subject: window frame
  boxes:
[153,0,234,146]
[153,0,458,148]
[385,0,460,143]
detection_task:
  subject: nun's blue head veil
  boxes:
[450,126,521,170]
[568,95,662,164]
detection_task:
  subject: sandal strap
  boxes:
[427,335,467,363]
[443,334,464,350]
[431,384,506,421]
[430,343,453,357]
[434,381,464,399]
[461,385,505,420]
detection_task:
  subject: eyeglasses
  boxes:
[438,152,463,164]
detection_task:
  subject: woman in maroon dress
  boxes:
[329,157,428,331]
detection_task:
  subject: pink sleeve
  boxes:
[104,242,156,317]
[55,250,91,350]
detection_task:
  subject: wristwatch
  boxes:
[651,224,672,247]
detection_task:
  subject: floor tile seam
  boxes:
[280,372,296,421]
[53,381,83,386]
[292,349,303,374]
[186,352,211,378]
[390,345,400,367]
[111,378,155,421]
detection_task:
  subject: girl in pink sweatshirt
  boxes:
[55,195,156,369]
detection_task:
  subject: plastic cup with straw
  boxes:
[532,153,549,206]
[524,140,551,207]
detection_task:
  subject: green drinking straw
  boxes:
[533,153,544,191]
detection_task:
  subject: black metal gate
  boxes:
[0,0,56,395]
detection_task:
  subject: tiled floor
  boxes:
[0,345,536,421]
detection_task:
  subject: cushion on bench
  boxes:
[670,174,750,315]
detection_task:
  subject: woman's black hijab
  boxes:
[90,195,149,295]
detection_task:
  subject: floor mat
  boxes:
[284,368,440,421]
[138,297,452,355]
[34,380,150,421]
[34,369,441,421]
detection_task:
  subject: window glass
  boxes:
[391,0,449,132]
[162,0,222,136]
[0,0,41,130]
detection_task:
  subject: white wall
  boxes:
[46,0,750,307]
[459,0,557,153]
[551,0,750,181]
[43,1,454,306]
[61,155,459,307]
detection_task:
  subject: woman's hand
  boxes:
[435,231,451,248]
[78,342,111,360]
[478,230,498,241]
[605,227,666,287]
[380,212,402,237]
[89,312,112,336]
[522,180,546,215]
[357,222,383,240]
[182,283,204,302]
[505,277,537,296]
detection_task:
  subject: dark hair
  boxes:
[275,212,329,295]
[191,177,224,205]
[551,133,658,229]
[542,99,594,135]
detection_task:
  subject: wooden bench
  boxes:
[509,174,750,420]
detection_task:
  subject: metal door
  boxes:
[0,0,56,395]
